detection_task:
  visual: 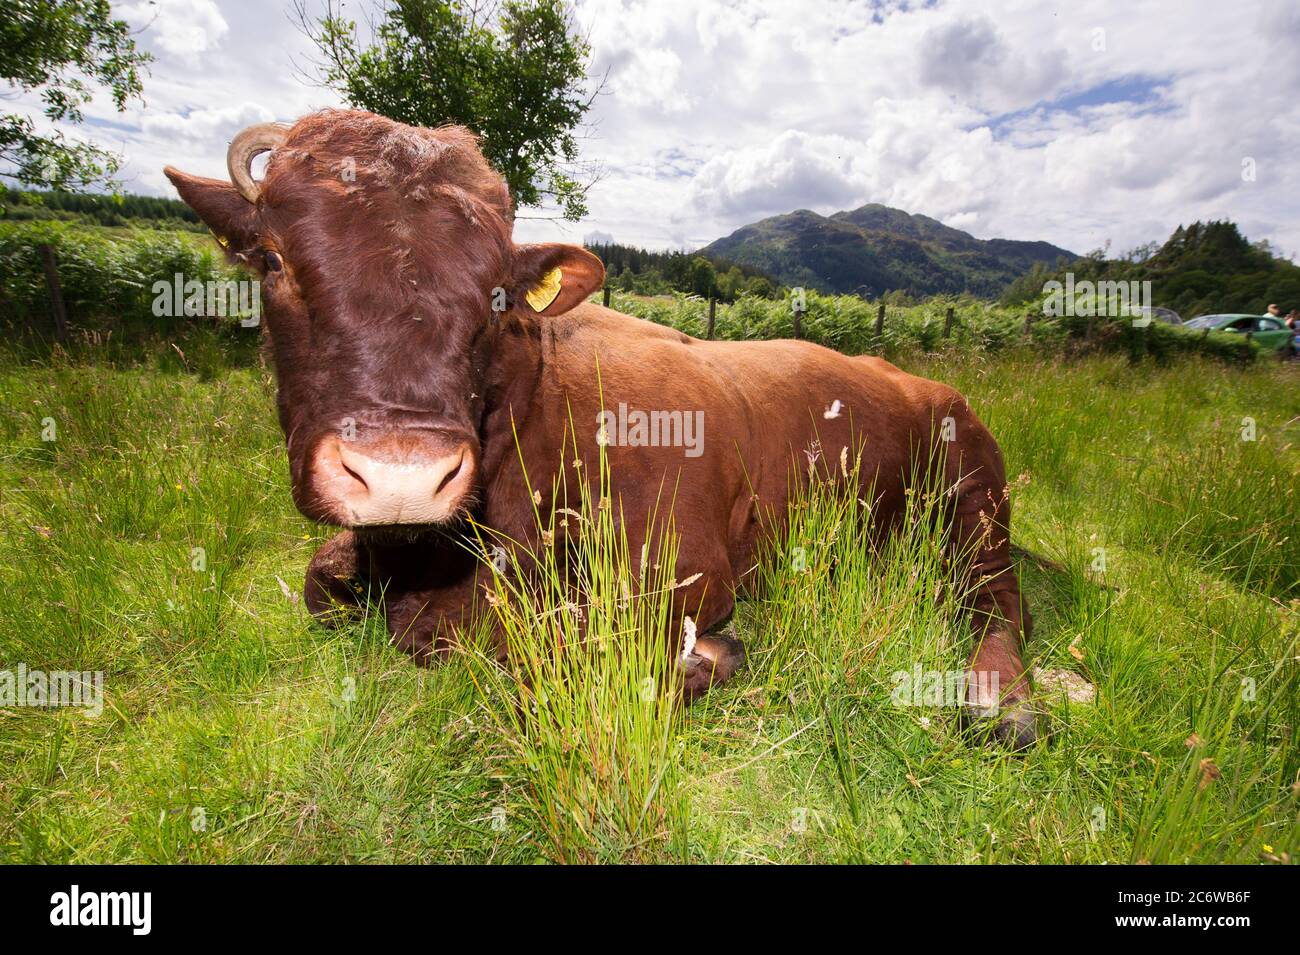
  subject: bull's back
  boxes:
[549,304,939,502]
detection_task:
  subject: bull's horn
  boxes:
[227,122,291,203]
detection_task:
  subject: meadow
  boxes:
[1,259,1298,862]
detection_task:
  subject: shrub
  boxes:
[607,290,1269,366]
[0,221,241,339]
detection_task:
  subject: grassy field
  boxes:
[1,327,1297,863]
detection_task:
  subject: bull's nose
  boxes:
[315,437,476,526]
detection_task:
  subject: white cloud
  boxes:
[918,15,1066,112]
[141,103,275,143]
[119,0,229,57]
[609,47,691,113]
[11,0,1298,264]
[541,0,1300,259]
[685,130,871,220]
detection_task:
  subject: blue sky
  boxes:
[983,75,1175,141]
[12,0,1300,260]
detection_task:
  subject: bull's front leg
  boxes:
[307,532,492,665]
[679,621,746,702]
[382,570,492,665]
[304,530,367,621]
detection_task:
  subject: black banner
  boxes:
[0,864,1283,941]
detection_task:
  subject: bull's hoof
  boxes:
[989,703,1042,751]
[304,531,366,622]
[679,626,746,702]
[963,699,1043,752]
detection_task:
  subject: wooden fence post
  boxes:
[792,305,803,339]
[943,306,954,338]
[706,298,716,340]
[1023,311,1034,335]
[38,244,69,342]
[875,302,885,339]
[602,286,611,308]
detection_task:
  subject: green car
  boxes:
[1183,313,1297,355]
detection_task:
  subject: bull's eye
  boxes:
[264,250,283,272]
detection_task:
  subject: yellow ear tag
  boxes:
[525,267,564,312]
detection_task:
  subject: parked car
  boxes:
[1182,313,1296,355]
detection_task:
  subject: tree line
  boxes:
[1,187,203,231]
[1002,220,1300,318]
[586,241,781,301]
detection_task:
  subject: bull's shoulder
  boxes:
[557,301,696,344]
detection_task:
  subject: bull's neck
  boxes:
[475,311,549,490]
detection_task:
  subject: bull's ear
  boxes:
[511,244,605,316]
[163,166,259,252]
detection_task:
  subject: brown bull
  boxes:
[166,109,1039,747]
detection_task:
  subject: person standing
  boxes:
[1282,308,1300,359]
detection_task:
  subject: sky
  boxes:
[14,0,1300,259]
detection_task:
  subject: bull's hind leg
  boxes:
[304,531,367,621]
[946,418,1040,750]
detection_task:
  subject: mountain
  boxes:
[700,203,1075,297]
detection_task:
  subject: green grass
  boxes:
[0,332,1297,863]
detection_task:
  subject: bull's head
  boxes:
[165,110,603,531]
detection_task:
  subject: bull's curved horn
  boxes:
[227,122,291,203]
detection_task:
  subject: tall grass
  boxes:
[934,352,1300,600]
[744,453,976,856]
[460,440,690,863]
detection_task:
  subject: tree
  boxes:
[0,0,151,190]
[687,256,716,299]
[1002,218,1300,315]
[296,0,599,220]
[715,264,743,301]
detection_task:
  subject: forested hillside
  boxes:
[585,240,779,301]
[1003,220,1300,316]
[701,203,1075,297]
